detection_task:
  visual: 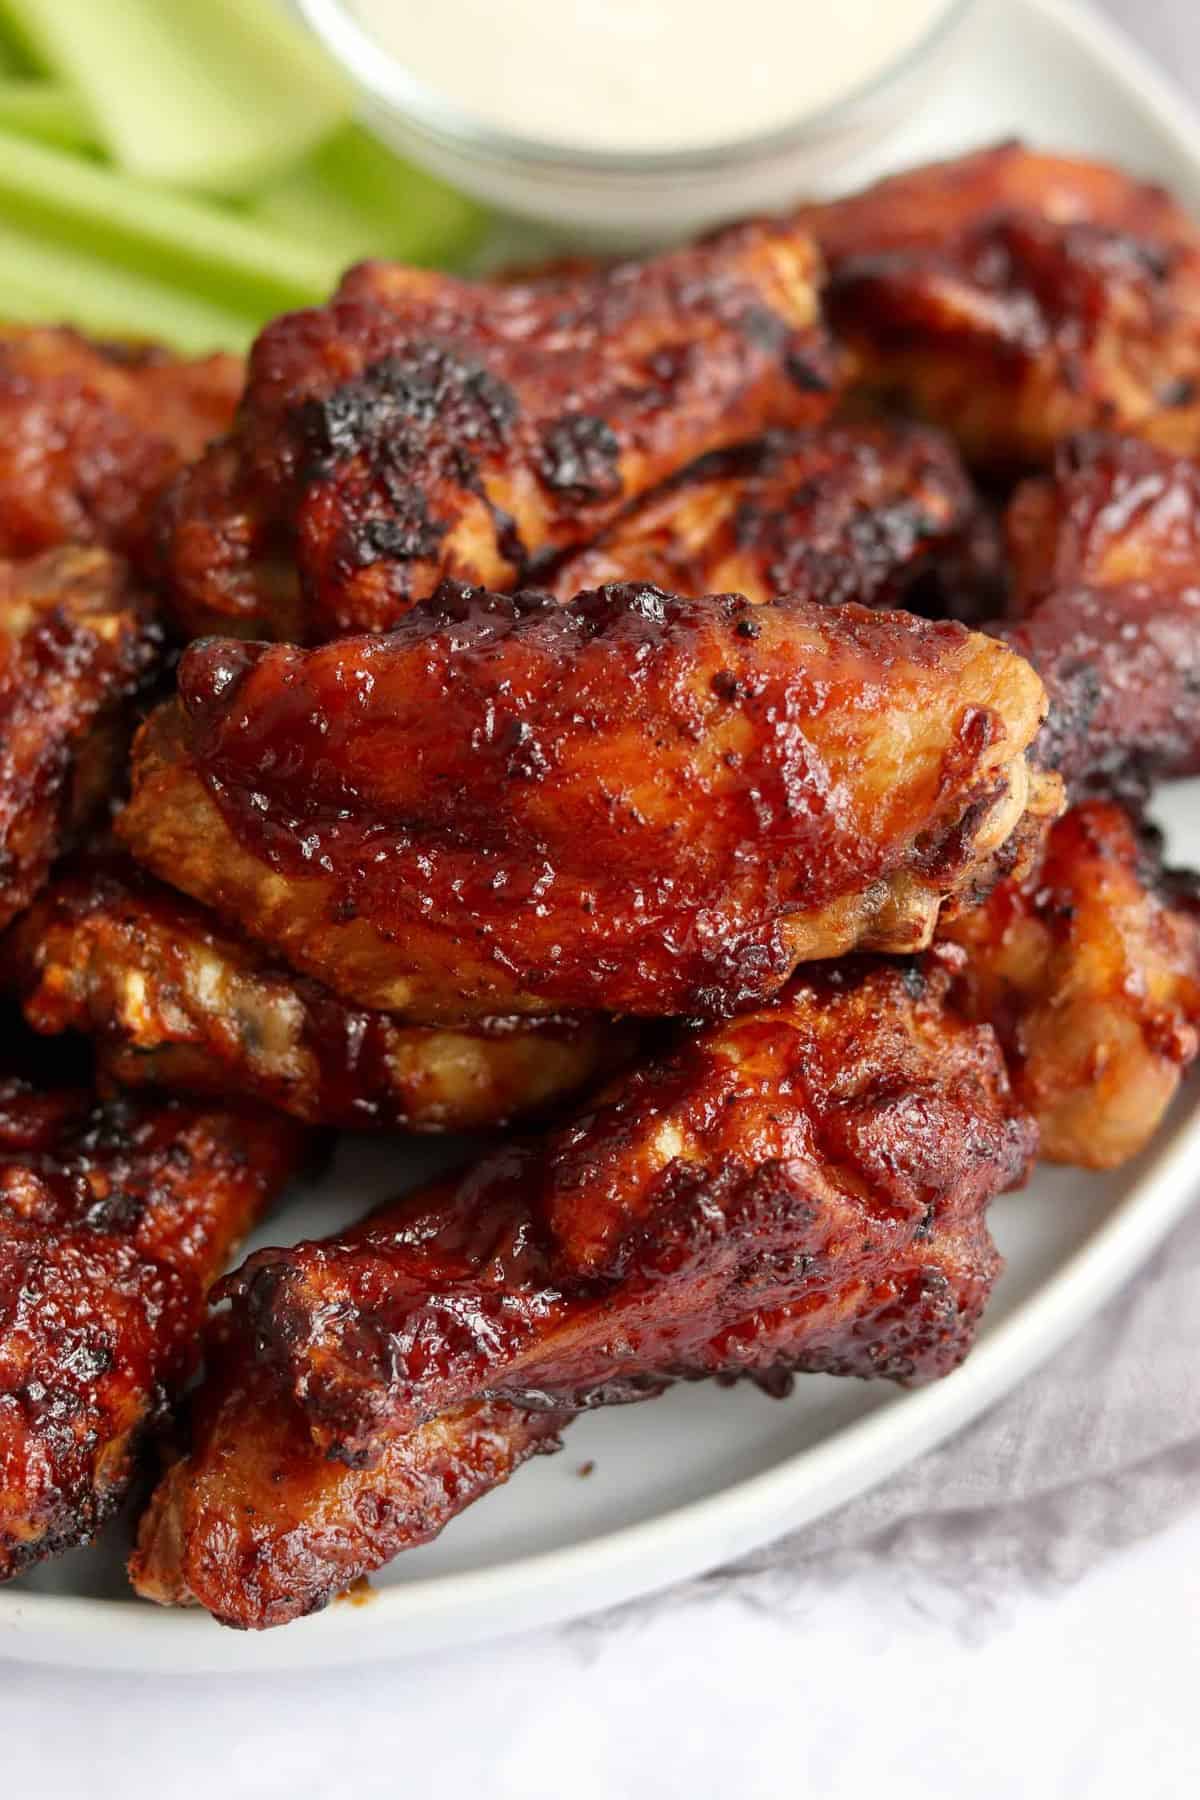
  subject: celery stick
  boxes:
[0,0,350,193]
[0,128,344,317]
[0,6,44,74]
[0,219,257,351]
[0,80,93,149]
[252,124,487,269]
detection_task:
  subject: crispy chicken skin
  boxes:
[9,856,633,1132]
[118,582,1055,1023]
[130,1328,568,1628]
[0,1069,304,1579]
[550,422,989,613]
[0,327,242,569]
[1000,434,1200,791]
[219,959,1032,1464]
[943,800,1200,1168]
[804,143,1200,469]
[0,546,157,932]
[156,225,837,641]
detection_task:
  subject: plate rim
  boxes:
[4,0,1200,1669]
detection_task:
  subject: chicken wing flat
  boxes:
[1000,434,1200,792]
[0,327,242,569]
[156,225,837,641]
[803,143,1200,469]
[549,422,993,614]
[0,1062,304,1579]
[118,582,1056,1022]
[217,958,1031,1464]
[0,546,157,933]
[942,799,1200,1168]
[130,1329,568,1628]
[9,856,633,1132]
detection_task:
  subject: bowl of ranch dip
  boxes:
[295,0,975,242]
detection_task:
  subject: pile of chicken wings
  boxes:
[3,143,1200,1629]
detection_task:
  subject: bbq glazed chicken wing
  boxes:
[1000,434,1200,792]
[550,422,999,615]
[0,327,242,570]
[9,856,634,1132]
[0,1057,304,1579]
[118,582,1057,1023]
[218,959,1032,1462]
[942,799,1200,1169]
[156,224,837,641]
[129,957,1032,1624]
[803,143,1200,470]
[0,547,156,933]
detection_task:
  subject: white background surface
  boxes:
[4,1,1200,1792]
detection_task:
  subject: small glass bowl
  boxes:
[297,0,976,246]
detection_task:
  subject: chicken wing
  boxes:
[550,422,996,614]
[128,955,1030,1623]
[9,855,634,1131]
[999,434,1200,792]
[0,1054,304,1579]
[0,547,157,933]
[803,143,1200,469]
[0,327,242,570]
[130,1328,568,1628]
[156,225,837,641]
[942,799,1200,1168]
[218,957,1032,1464]
[118,582,1056,1022]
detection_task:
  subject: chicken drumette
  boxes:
[130,955,1032,1625]
[0,1047,304,1580]
[156,225,837,641]
[9,855,634,1132]
[803,143,1200,469]
[118,583,1055,1023]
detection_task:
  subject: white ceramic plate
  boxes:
[5,0,1200,1673]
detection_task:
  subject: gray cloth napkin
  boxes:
[574,1196,1200,1642]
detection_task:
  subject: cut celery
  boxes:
[0,218,258,351]
[0,5,44,74]
[0,80,93,149]
[0,0,350,193]
[0,128,346,318]
[252,124,487,269]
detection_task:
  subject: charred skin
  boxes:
[999,434,1200,793]
[10,856,635,1132]
[804,143,1200,470]
[0,327,241,571]
[942,799,1200,1168]
[0,547,158,933]
[156,225,837,641]
[0,1074,304,1579]
[218,959,1032,1464]
[550,422,995,615]
[118,582,1055,1023]
[129,1324,568,1630]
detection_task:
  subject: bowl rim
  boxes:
[295,0,976,175]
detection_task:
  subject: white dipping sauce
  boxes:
[349,0,958,153]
